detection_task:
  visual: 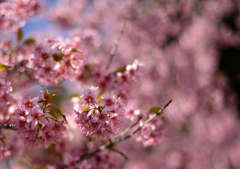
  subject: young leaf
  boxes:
[61,114,68,123]
[55,108,68,123]
[0,64,12,71]
[48,110,58,119]
[48,93,57,103]
[47,105,67,123]
[17,28,23,42]
[69,94,81,98]
[148,107,161,113]
[71,48,81,53]
[23,38,36,45]
[38,99,44,103]
[161,116,166,123]
[113,66,126,75]
[52,53,64,62]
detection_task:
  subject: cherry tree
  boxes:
[1,0,240,169]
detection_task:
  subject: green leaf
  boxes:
[0,64,12,71]
[48,111,57,119]
[148,107,161,113]
[69,94,81,98]
[47,106,58,118]
[71,48,81,53]
[17,28,23,42]
[47,93,57,103]
[46,144,55,153]
[52,53,64,62]
[61,113,68,123]
[53,107,61,114]
[23,38,36,45]
[161,116,166,123]
[47,105,67,123]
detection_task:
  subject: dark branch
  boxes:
[109,147,128,160]
[0,124,17,130]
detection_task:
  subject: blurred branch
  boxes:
[106,19,127,70]
[119,117,141,137]
[0,124,17,130]
[109,147,128,160]
[76,100,172,163]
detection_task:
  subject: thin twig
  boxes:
[76,100,172,163]
[110,147,128,160]
[106,19,127,70]
[119,117,141,137]
[5,159,10,169]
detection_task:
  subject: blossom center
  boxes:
[88,98,92,102]
[27,103,32,107]
[106,100,112,106]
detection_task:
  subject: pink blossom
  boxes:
[126,109,140,121]
[64,155,79,169]
[55,139,70,153]
[12,115,27,133]
[52,120,67,138]
[0,144,11,161]
[125,60,143,82]
[75,87,126,139]
[21,96,39,112]
[81,86,98,108]
[0,79,12,97]
[40,122,57,148]
[27,107,47,130]
[0,0,40,31]
[39,121,66,148]
[100,95,117,112]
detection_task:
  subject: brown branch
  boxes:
[106,19,127,70]
[76,100,172,163]
[0,124,17,130]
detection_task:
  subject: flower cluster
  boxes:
[81,60,143,102]
[1,0,240,168]
[0,30,90,86]
[0,133,11,161]
[136,114,166,147]
[12,91,66,148]
[115,60,143,100]
[0,0,40,31]
[30,36,88,86]
[74,86,126,138]
[0,78,14,123]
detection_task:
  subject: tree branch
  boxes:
[119,117,141,137]
[106,19,127,70]
[0,124,17,130]
[109,147,128,160]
